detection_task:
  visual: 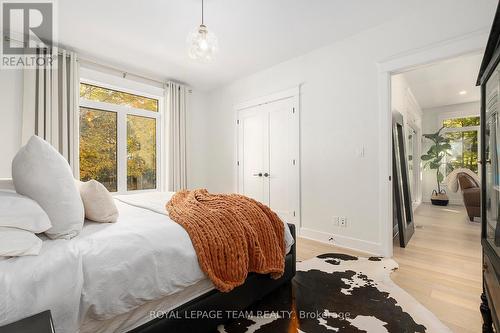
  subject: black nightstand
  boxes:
[0,311,55,333]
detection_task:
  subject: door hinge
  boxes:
[237,161,240,166]
[292,107,295,114]
[292,159,296,166]
[237,119,240,125]
[293,211,296,217]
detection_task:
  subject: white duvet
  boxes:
[0,192,294,333]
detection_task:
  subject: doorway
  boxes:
[391,53,482,244]
[387,52,484,331]
[378,32,487,257]
[235,88,300,226]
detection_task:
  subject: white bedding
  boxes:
[0,192,294,333]
[0,239,83,333]
[115,192,295,254]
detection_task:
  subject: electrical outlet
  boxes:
[340,217,347,227]
[333,216,339,226]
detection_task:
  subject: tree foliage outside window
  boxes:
[127,115,156,191]
[80,83,158,112]
[443,116,480,128]
[79,108,117,191]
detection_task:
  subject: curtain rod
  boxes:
[78,57,166,86]
[79,58,193,93]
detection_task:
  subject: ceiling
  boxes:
[53,0,418,90]
[401,53,483,110]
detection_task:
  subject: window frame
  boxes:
[79,78,164,194]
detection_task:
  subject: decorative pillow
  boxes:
[0,227,42,256]
[0,191,52,233]
[12,136,84,239]
[76,180,119,223]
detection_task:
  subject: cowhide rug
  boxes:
[217,253,451,333]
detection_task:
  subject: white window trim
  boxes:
[79,78,165,194]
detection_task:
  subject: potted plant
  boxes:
[421,127,452,206]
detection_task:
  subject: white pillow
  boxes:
[76,180,119,223]
[0,227,42,256]
[12,136,84,239]
[0,191,51,233]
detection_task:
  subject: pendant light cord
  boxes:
[201,0,204,25]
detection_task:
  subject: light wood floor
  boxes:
[296,203,482,333]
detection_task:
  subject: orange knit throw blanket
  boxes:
[166,189,285,292]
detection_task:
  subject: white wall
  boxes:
[187,90,210,189]
[0,70,23,178]
[199,0,495,254]
[392,74,423,131]
[421,101,480,205]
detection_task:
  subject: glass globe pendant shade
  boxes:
[187,24,218,63]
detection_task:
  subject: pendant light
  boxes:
[187,0,218,62]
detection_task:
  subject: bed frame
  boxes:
[130,224,297,333]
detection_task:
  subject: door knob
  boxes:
[253,173,263,177]
[264,173,270,177]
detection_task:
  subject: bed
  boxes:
[0,192,296,333]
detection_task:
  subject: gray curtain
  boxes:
[166,81,187,191]
[22,49,80,175]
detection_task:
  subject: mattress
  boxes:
[0,192,294,333]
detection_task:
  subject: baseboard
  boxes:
[299,227,382,256]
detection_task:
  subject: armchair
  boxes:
[457,172,480,221]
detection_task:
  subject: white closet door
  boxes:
[238,106,269,204]
[237,88,300,227]
[267,98,297,224]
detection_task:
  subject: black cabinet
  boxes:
[478,3,500,332]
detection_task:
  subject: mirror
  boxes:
[392,111,415,247]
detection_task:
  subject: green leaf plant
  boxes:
[421,126,453,194]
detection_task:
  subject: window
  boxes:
[441,116,480,176]
[79,82,161,193]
